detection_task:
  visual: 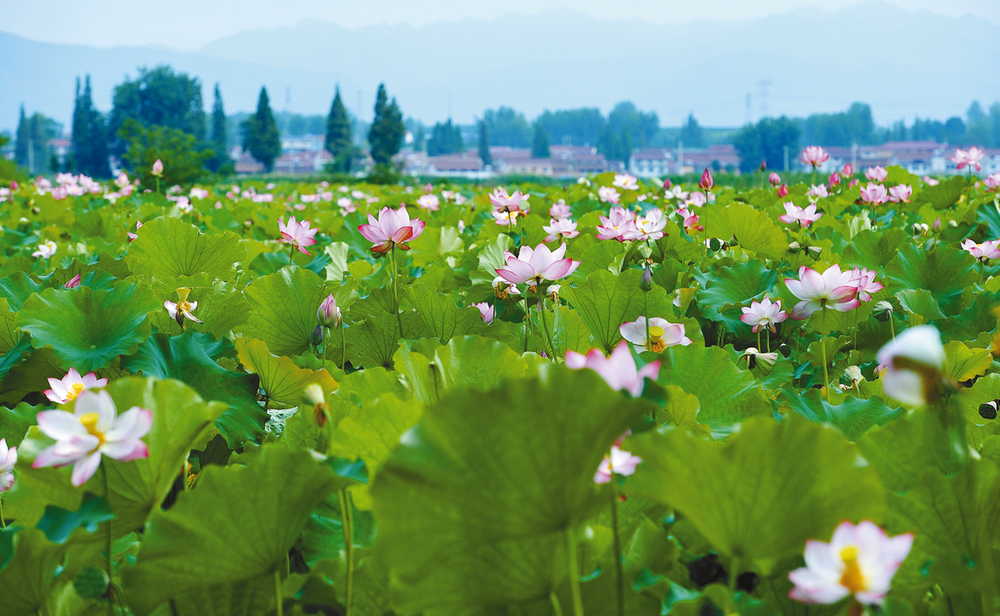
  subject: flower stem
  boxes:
[0,496,5,529]
[729,556,742,593]
[550,591,565,616]
[538,295,556,359]
[390,246,403,336]
[289,244,296,266]
[610,481,625,616]
[889,313,896,339]
[340,323,347,370]
[820,309,830,401]
[756,330,761,351]
[103,465,114,616]
[338,489,355,616]
[565,528,585,616]
[644,293,650,351]
[523,298,531,354]
[274,567,284,616]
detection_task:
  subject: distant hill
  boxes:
[2,1,998,133]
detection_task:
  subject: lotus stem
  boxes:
[820,309,830,401]
[538,295,556,359]
[756,330,761,351]
[565,528,585,616]
[390,246,403,336]
[339,489,355,616]
[274,567,284,616]
[524,297,531,354]
[103,465,114,616]
[729,556,742,593]
[340,323,347,370]
[0,496,5,529]
[550,591,565,616]
[289,244,295,266]
[610,480,625,616]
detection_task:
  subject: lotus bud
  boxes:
[311,324,324,347]
[788,241,802,253]
[842,163,854,177]
[64,274,81,289]
[663,178,672,191]
[933,218,942,231]
[769,172,781,186]
[777,184,789,198]
[949,220,958,228]
[873,301,894,322]
[759,159,767,172]
[844,365,863,384]
[317,294,341,328]
[979,400,998,420]
[640,266,653,292]
[10,181,17,191]
[151,159,164,177]
[699,168,714,191]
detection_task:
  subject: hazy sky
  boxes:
[2,0,998,48]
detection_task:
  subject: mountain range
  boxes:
[2,1,998,134]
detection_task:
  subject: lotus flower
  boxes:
[165,287,203,326]
[543,217,579,243]
[489,187,529,214]
[613,173,640,191]
[740,298,788,333]
[800,146,829,168]
[984,172,1000,190]
[789,520,913,606]
[777,184,789,198]
[952,147,985,171]
[598,186,621,204]
[848,268,884,302]
[594,445,642,484]
[492,275,521,299]
[698,168,714,191]
[828,172,841,188]
[842,163,854,177]
[565,341,661,397]
[962,239,1000,261]
[358,205,425,253]
[676,207,703,233]
[596,207,637,241]
[44,368,108,404]
[664,185,689,201]
[495,243,580,289]
[876,325,945,407]
[860,182,889,206]
[128,220,143,241]
[33,390,152,487]
[769,172,781,186]
[888,184,912,203]
[278,216,318,255]
[623,209,667,241]
[64,274,82,289]
[785,265,860,319]
[779,202,823,228]
[32,240,57,259]
[473,302,495,324]
[0,438,17,492]
[686,192,707,207]
[416,194,440,211]
[151,159,163,177]
[620,316,692,352]
[549,200,571,219]
[865,166,887,182]
[317,294,342,327]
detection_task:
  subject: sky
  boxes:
[2,0,998,49]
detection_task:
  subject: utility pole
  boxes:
[783,145,789,172]
[757,79,772,119]
[745,92,752,125]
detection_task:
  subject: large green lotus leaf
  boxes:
[235,338,337,409]
[657,344,770,428]
[123,447,348,616]
[0,401,41,448]
[121,333,266,449]
[562,268,665,355]
[15,281,159,374]
[0,297,20,353]
[0,529,67,616]
[163,575,275,616]
[840,228,908,275]
[954,374,1000,449]
[779,387,902,441]
[407,225,464,266]
[148,281,252,341]
[551,303,594,355]
[702,201,787,260]
[895,288,946,321]
[886,244,977,312]
[335,366,409,406]
[394,336,533,405]
[403,284,487,344]
[127,216,247,280]
[0,272,43,312]
[0,348,69,409]
[942,340,992,383]
[0,334,32,381]
[346,312,401,369]
[694,260,776,330]
[918,176,966,210]
[371,365,653,614]
[236,266,329,357]
[627,415,886,562]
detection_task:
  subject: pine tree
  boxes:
[14,106,29,170]
[367,84,405,167]
[531,122,550,158]
[70,76,110,178]
[207,83,230,172]
[325,86,354,172]
[242,87,281,172]
[478,120,492,167]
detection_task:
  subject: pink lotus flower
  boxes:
[800,146,829,168]
[613,173,640,191]
[44,368,108,404]
[358,205,425,253]
[807,184,829,199]
[0,438,17,492]
[865,166,887,182]
[620,316,692,352]
[594,444,642,484]
[473,302,495,324]
[698,168,714,191]
[495,243,580,289]
[598,186,621,204]
[740,298,788,333]
[842,163,854,177]
[33,390,152,487]
[549,200,571,219]
[416,194,440,211]
[785,265,861,319]
[789,520,913,606]
[777,184,789,198]
[662,178,672,190]
[860,182,889,206]
[278,216,318,255]
[985,173,1000,190]
[888,184,912,203]
[64,274,81,289]
[128,220,143,242]
[151,159,163,177]
[676,208,703,234]
[543,217,580,243]
[115,173,130,189]
[492,210,526,227]
[489,187,529,214]
[317,294,342,327]
[779,202,823,228]
[952,147,985,171]
[962,239,1000,261]
[565,341,661,397]
[492,275,521,298]
[596,207,637,241]
[769,172,781,186]
[623,209,667,241]
[828,172,841,188]
[664,185,689,201]
[848,268,884,302]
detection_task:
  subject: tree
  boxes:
[966,101,992,147]
[483,107,532,147]
[405,118,425,152]
[242,87,282,172]
[367,83,405,167]
[478,120,492,167]
[732,116,801,173]
[14,106,29,169]
[537,108,605,147]
[944,117,966,144]
[991,103,1000,150]
[531,121,550,158]
[207,83,233,173]
[427,119,465,156]
[108,65,206,155]
[325,86,354,166]
[680,113,705,148]
[607,102,659,149]
[71,76,111,178]
[119,119,212,187]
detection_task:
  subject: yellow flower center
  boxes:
[839,546,866,593]
[177,301,194,315]
[78,412,106,449]
[65,382,86,401]
[647,325,666,353]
